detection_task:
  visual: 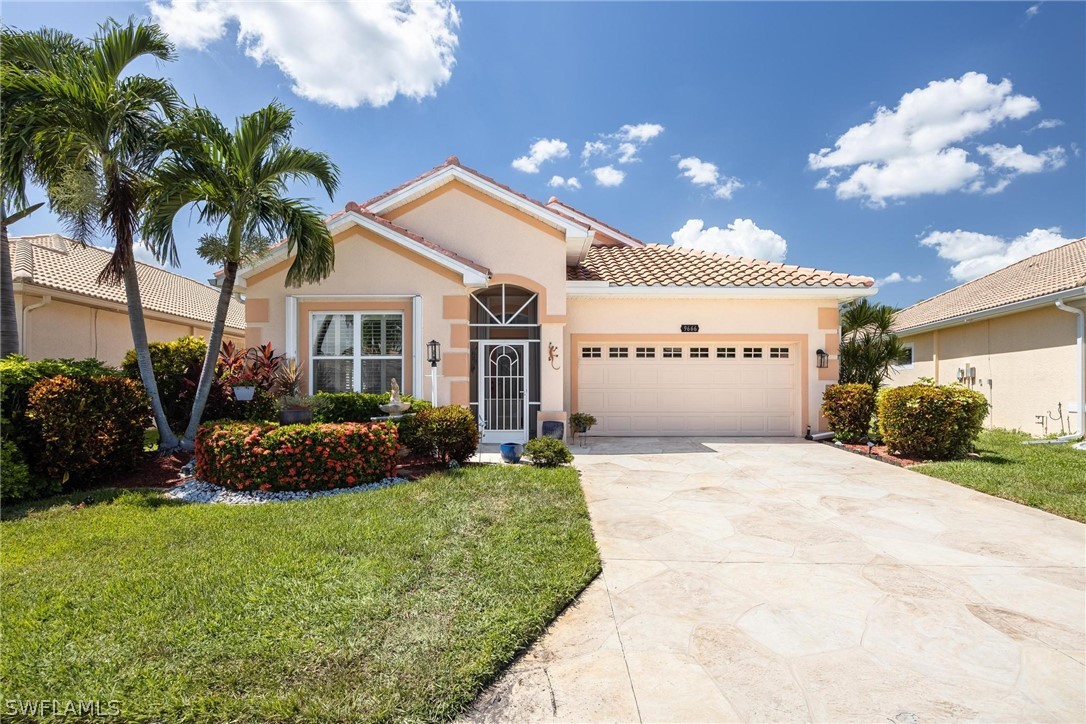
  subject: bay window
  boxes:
[311,312,403,393]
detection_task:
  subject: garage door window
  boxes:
[609,347,629,358]
[663,347,682,358]
[690,347,709,358]
[636,347,655,358]
[717,347,736,358]
[582,347,601,358]
[743,347,763,358]
[770,347,790,359]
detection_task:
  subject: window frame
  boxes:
[662,347,683,359]
[581,346,602,359]
[743,347,763,359]
[769,346,790,359]
[716,347,736,359]
[310,311,404,394]
[894,342,915,370]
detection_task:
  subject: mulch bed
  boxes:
[823,441,929,468]
[109,451,191,489]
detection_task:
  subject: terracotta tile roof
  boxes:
[545,199,647,247]
[10,234,245,330]
[568,244,874,288]
[895,238,1086,331]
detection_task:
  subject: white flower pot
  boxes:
[233,386,256,401]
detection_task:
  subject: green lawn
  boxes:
[916,429,1086,522]
[1,466,600,722]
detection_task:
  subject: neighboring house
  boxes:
[240,156,873,442]
[9,233,245,367]
[890,239,1086,437]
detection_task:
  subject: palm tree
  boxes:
[0,27,85,357]
[838,298,911,390]
[2,19,183,449]
[144,102,339,445]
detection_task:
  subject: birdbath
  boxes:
[378,378,412,416]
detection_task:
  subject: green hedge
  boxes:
[524,437,573,467]
[27,375,150,485]
[312,392,431,423]
[821,383,876,443]
[877,383,988,460]
[195,421,399,492]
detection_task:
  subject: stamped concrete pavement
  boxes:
[466,437,1086,723]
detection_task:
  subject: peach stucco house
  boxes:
[9,233,245,367]
[240,157,874,443]
[890,239,1086,437]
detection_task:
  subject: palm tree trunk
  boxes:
[0,221,21,357]
[123,261,181,451]
[181,259,237,446]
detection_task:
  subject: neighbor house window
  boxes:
[636,347,656,358]
[690,347,709,358]
[663,347,682,358]
[716,347,736,358]
[582,347,602,358]
[311,312,403,394]
[743,347,763,358]
[609,347,629,358]
[769,347,789,359]
[896,343,915,370]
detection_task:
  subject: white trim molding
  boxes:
[412,295,424,399]
[285,295,298,360]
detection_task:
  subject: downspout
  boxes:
[1055,295,1085,439]
[20,295,52,356]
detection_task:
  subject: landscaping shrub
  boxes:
[0,355,117,456]
[194,421,399,491]
[821,383,876,443]
[409,405,479,465]
[877,383,989,460]
[27,375,150,485]
[0,438,58,504]
[313,391,431,423]
[122,336,207,431]
[524,437,574,467]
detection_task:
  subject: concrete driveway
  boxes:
[467,438,1085,723]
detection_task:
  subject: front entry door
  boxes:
[479,341,529,444]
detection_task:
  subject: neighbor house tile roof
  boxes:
[567,244,874,288]
[10,234,245,330]
[895,238,1086,332]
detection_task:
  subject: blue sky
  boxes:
[6,1,1084,308]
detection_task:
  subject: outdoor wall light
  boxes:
[427,340,441,406]
[816,349,829,368]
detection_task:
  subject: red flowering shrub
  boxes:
[195,421,400,492]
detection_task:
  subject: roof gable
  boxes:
[895,238,1086,332]
[546,198,647,248]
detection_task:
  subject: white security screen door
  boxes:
[479,341,529,443]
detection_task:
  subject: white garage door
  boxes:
[577,343,799,436]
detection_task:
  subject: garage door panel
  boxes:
[578,343,798,437]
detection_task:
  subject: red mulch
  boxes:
[827,441,928,468]
[110,451,191,489]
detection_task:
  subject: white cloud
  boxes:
[977,143,1066,174]
[677,156,744,200]
[618,123,665,144]
[1026,4,1041,18]
[1029,118,1064,132]
[919,226,1075,281]
[810,72,1044,205]
[591,166,625,187]
[582,122,665,166]
[874,272,922,286]
[149,0,460,109]
[547,175,580,190]
[511,138,569,173]
[671,218,787,262]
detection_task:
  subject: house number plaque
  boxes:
[680,324,700,333]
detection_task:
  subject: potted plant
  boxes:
[275,358,312,425]
[227,369,258,401]
[569,412,597,443]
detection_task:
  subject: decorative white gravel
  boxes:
[164,477,409,505]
